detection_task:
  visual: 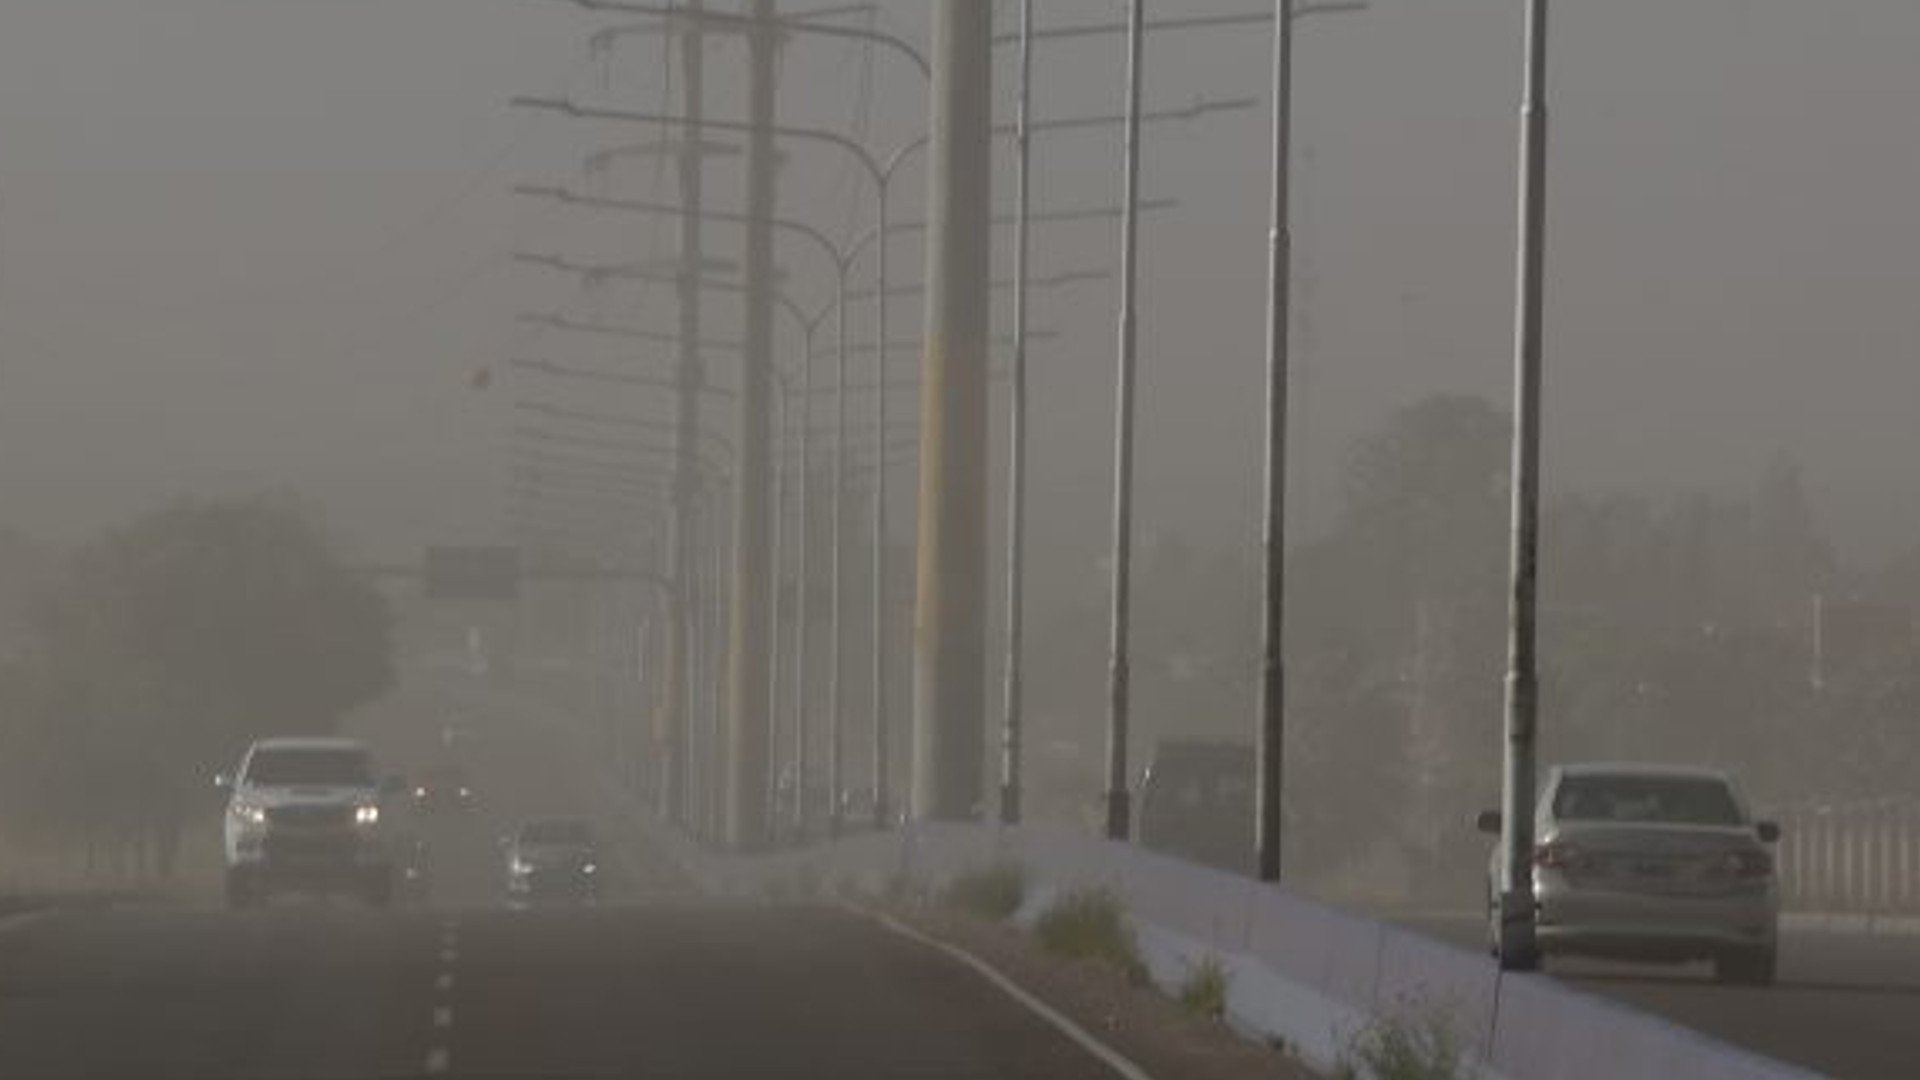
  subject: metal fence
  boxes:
[1771,797,1920,914]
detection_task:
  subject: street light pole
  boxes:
[829,252,850,838]
[792,319,820,837]
[1103,0,1146,843]
[1255,0,1296,884]
[767,365,788,833]
[662,0,706,830]
[1498,0,1550,972]
[1000,0,1035,827]
[869,176,892,830]
[723,0,778,852]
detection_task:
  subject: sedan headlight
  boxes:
[355,805,380,826]
[232,804,267,826]
[509,858,533,876]
[581,862,598,876]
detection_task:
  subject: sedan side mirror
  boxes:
[1475,809,1503,835]
[1756,820,1781,844]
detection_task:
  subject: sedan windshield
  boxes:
[1553,774,1744,827]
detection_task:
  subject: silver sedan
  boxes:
[1479,764,1781,985]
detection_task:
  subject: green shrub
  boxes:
[1177,954,1231,1021]
[1333,993,1468,1080]
[1033,887,1149,984]
[942,861,1026,922]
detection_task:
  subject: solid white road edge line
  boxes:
[867,911,1157,1080]
[433,1006,453,1029]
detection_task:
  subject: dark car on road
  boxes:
[503,818,601,907]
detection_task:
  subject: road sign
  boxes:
[423,546,521,601]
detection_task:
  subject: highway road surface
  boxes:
[0,903,1131,1079]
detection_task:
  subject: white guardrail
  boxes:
[634,819,1819,1080]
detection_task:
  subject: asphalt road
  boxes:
[1401,914,1920,1080]
[0,903,1133,1080]
[0,677,1135,1080]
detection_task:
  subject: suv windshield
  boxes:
[520,820,592,845]
[244,748,372,787]
[1553,774,1743,827]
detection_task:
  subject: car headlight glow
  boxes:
[510,858,532,876]
[413,786,428,798]
[355,804,380,826]
[233,804,267,826]
[581,862,598,875]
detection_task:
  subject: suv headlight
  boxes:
[232,804,267,826]
[355,805,380,826]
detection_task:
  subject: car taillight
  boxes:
[1721,850,1773,879]
[1532,842,1584,871]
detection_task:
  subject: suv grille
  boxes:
[266,805,354,829]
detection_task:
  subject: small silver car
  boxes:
[1478,764,1781,984]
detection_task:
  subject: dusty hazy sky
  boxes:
[1,0,1916,571]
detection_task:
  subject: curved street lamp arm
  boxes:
[514,400,736,461]
[566,0,929,81]
[515,184,846,277]
[512,96,885,187]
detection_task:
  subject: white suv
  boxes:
[220,737,397,908]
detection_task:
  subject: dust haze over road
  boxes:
[2,0,1920,1077]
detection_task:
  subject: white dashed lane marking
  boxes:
[424,918,459,1075]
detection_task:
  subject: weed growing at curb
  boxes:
[1033,887,1149,985]
[1332,992,1468,1080]
[1177,954,1231,1021]
[942,861,1026,922]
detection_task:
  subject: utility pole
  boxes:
[726,0,778,850]
[661,1,706,829]
[1103,0,1146,843]
[1498,0,1549,972]
[999,0,1035,826]
[913,1,992,821]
